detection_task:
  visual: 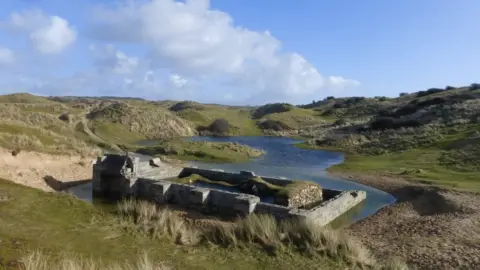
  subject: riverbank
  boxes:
[133,139,265,163]
[331,171,480,269]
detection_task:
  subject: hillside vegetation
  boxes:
[297,84,480,191]
[1,83,479,190]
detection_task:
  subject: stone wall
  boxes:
[297,190,367,227]
[131,178,366,226]
[279,183,323,208]
[178,167,295,186]
[92,154,367,227]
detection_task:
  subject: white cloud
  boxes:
[0,47,15,64]
[0,1,359,104]
[7,9,77,54]
[328,76,361,88]
[89,44,139,74]
[170,74,188,88]
[87,0,359,101]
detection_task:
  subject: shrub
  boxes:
[257,120,291,131]
[252,103,294,118]
[393,105,418,117]
[399,92,408,97]
[197,119,230,134]
[333,119,348,126]
[333,103,347,109]
[445,85,456,90]
[58,113,70,122]
[370,117,421,130]
[169,101,203,112]
[370,117,396,130]
[325,96,335,100]
[416,88,444,97]
[469,83,480,91]
[377,96,388,102]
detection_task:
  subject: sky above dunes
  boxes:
[0,0,479,105]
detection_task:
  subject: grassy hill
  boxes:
[297,84,480,191]
[1,83,479,190]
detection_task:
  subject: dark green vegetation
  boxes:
[0,178,386,270]
[134,140,265,163]
[298,85,480,191]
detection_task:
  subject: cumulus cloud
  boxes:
[0,1,359,104]
[87,0,359,102]
[0,47,15,64]
[89,44,139,74]
[170,74,188,88]
[6,9,77,54]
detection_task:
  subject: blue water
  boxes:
[70,136,395,224]
[185,136,396,223]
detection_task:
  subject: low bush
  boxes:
[469,83,480,91]
[257,120,291,131]
[197,118,230,135]
[169,101,203,112]
[370,117,422,130]
[416,88,444,97]
[252,103,294,119]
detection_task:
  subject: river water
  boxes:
[186,136,395,223]
[69,136,395,224]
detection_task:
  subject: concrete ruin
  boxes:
[92,153,366,227]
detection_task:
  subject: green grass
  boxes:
[0,93,57,104]
[0,178,362,270]
[175,105,262,136]
[135,140,265,163]
[89,121,147,145]
[262,107,331,129]
[328,149,480,192]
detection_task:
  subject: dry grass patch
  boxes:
[115,199,398,268]
[22,250,170,270]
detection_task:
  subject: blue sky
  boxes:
[0,0,478,105]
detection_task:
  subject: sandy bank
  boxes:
[0,148,94,192]
[331,171,480,269]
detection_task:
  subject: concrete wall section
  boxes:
[301,190,367,227]
[178,167,295,186]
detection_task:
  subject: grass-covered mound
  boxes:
[252,103,294,119]
[0,96,99,156]
[135,140,265,163]
[87,102,195,144]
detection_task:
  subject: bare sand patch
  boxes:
[0,148,94,192]
[332,171,480,269]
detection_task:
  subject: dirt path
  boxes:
[332,172,480,270]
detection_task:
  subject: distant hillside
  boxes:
[298,83,480,191]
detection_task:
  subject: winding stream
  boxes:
[186,136,395,223]
[69,136,395,224]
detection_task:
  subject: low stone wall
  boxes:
[178,167,295,186]
[283,183,323,208]
[134,179,261,217]
[92,154,367,227]
[131,178,366,226]
[297,190,367,227]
